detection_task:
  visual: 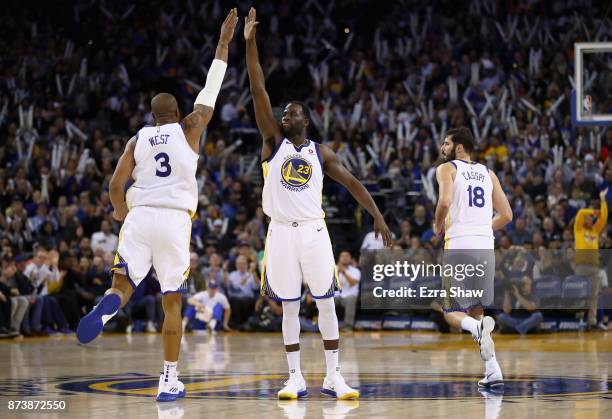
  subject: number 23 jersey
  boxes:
[445,159,493,240]
[127,123,198,215]
[262,139,325,223]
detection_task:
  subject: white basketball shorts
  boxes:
[443,235,495,311]
[261,219,339,300]
[112,206,191,293]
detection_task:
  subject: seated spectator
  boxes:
[201,253,229,285]
[225,255,258,328]
[0,260,29,337]
[91,220,118,254]
[498,276,543,334]
[299,290,319,333]
[334,251,361,330]
[183,281,231,333]
[242,295,283,332]
[508,218,531,245]
[84,256,111,309]
[124,276,158,334]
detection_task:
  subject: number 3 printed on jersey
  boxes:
[154,152,172,177]
[467,185,485,208]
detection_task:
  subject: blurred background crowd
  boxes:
[0,0,611,338]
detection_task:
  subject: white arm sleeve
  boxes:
[195,59,227,108]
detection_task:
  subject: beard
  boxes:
[281,124,304,139]
[442,145,457,162]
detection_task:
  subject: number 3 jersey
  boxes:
[126,123,199,215]
[445,159,493,240]
[261,139,325,223]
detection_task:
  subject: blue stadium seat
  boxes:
[561,276,591,309]
[533,275,562,309]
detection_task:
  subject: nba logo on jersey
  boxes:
[280,154,312,191]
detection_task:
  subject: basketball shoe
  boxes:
[321,373,360,400]
[156,372,186,402]
[77,293,121,344]
[278,373,308,399]
[476,316,496,361]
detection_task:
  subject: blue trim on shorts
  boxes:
[311,293,334,299]
[162,288,189,295]
[270,296,302,302]
[111,258,137,289]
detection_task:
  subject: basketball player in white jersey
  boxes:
[244,8,392,400]
[76,9,239,402]
[434,127,513,388]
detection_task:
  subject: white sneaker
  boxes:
[597,322,608,331]
[146,321,157,333]
[278,373,308,400]
[477,316,496,361]
[478,367,504,388]
[156,373,186,402]
[321,373,360,400]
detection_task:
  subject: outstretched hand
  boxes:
[219,8,239,45]
[374,216,393,248]
[244,7,258,40]
[600,187,609,201]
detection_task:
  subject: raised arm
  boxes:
[181,9,239,153]
[490,170,513,230]
[319,144,392,247]
[244,7,282,161]
[594,188,609,233]
[109,137,136,222]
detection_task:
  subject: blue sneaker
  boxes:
[77,293,121,344]
[156,373,186,402]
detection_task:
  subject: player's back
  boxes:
[445,159,493,240]
[127,123,198,215]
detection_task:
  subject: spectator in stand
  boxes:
[225,255,258,328]
[508,218,531,246]
[90,220,118,254]
[498,276,543,335]
[0,260,29,337]
[124,276,159,334]
[334,251,361,330]
[83,256,111,309]
[184,281,231,333]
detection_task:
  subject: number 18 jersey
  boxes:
[126,123,199,216]
[445,159,493,240]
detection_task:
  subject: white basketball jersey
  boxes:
[445,159,493,239]
[262,139,325,222]
[126,123,198,215]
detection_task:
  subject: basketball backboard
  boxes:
[573,42,612,126]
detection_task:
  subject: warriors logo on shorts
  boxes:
[280,155,312,191]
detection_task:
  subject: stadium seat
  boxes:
[561,276,591,309]
[533,275,562,309]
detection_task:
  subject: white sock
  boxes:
[163,361,177,382]
[324,349,340,376]
[286,351,301,376]
[485,354,499,375]
[460,316,479,338]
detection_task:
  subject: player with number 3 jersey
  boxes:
[76,9,240,403]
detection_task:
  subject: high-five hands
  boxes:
[244,7,259,40]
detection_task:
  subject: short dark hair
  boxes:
[287,101,311,122]
[445,127,475,152]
